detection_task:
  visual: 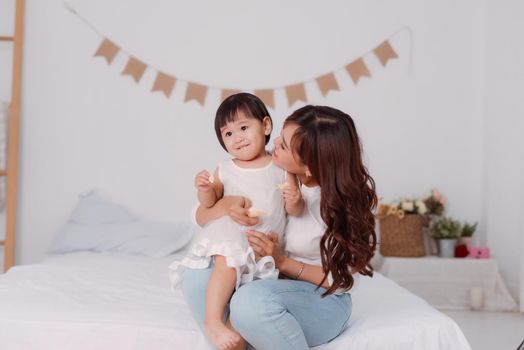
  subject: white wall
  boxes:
[0,0,15,104]
[8,0,518,301]
[483,0,524,307]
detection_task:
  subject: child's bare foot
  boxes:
[205,319,242,350]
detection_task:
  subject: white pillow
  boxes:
[48,190,194,257]
[68,190,138,225]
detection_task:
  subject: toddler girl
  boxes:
[170,93,303,350]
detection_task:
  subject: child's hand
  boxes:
[280,172,305,216]
[280,178,302,207]
[195,170,214,192]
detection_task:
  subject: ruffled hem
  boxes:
[169,237,279,290]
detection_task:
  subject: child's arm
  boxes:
[195,168,224,208]
[281,172,305,216]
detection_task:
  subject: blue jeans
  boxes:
[181,266,352,350]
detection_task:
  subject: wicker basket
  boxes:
[379,214,425,257]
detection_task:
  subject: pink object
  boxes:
[468,247,490,259]
[431,189,447,205]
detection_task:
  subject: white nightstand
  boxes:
[378,256,517,311]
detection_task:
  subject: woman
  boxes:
[182,105,377,350]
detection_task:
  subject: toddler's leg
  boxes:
[205,255,242,350]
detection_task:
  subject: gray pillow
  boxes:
[48,190,194,257]
[68,190,138,225]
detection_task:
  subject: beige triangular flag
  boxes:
[185,82,208,106]
[221,89,241,102]
[94,39,119,64]
[152,72,176,98]
[345,58,371,84]
[316,73,340,97]
[373,40,398,67]
[255,89,275,109]
[122,57,147,83]
[285,83,307,107]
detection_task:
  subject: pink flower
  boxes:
[439,196,448,205]
[432,189,442,200]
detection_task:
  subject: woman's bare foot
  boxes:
[205,319,242,350]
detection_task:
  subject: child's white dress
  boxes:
[169,159,286,289]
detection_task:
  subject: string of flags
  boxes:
[67,5,402,109]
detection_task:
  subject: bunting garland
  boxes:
[121,56,147,82]
[373,40,398,66]
[316,73,339,97]
[254,89,275,109]
[185,82,208,105]
[69,5,408,109]
[94,38,118,63]
[152,72,176,98]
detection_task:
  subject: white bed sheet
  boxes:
[0,250,471,350]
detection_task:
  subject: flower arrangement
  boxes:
[430,216,462,240]
[423,189,447,216]
[377,188,446,220]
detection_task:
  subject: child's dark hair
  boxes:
[215,93,272,151]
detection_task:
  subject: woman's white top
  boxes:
[169,159,286,289]
[285,185,324,265]
[285,184,358,294]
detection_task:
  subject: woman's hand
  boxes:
[246,231,286,267]
[224,196,259,227]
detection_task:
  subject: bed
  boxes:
[0,191,472,350]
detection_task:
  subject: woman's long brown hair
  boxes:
[285,105,377,296]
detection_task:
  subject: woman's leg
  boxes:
[204,255,241,349]
[230,279,352,350]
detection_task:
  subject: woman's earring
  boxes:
[305,170,312,177]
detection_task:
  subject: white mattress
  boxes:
[0,250,471,350]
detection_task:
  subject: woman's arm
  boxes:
[246,231,329,288]
[195,196,259,227]
[278,256,330,288]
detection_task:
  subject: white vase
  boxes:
[437,238,457,258]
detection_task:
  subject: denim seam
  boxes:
[265,290,301,348]
[334,294,352,338]
[340,294,352,319]
[338,307,351,335]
